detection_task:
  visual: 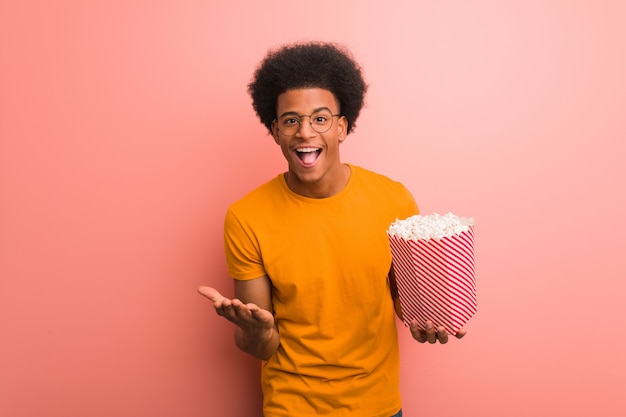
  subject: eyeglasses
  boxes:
[274,110,342,136]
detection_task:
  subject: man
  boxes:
[199,41,465,417]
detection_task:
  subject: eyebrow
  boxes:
[278,107,333,119]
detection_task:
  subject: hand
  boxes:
[410,320,467,344]
[197,286,275,335]
[197,286,280,360]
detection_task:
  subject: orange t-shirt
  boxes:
[224,165,419,417]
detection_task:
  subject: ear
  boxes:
[337,116,348,144]
[271,120,280,144]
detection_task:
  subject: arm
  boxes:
[233,276,279,359]
[198,275,279,360]
[388,265,404,320]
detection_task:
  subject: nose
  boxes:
[296,115,316,137]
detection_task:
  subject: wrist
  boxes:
[235,326,279,360]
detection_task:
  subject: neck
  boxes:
[284,164,351,198]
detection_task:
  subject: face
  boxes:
[271,88,348,198]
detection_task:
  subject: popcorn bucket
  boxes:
[388,224,476,335]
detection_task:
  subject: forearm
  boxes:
[389,265,404,320]
[393,296,404,321]
[234,326,280,360]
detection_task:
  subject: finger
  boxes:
[436,326,449,344]
[239,302,275,326]
[455,328,467,339]
[224,299,266,325]
[197,286,225,303]
[249,304,275,326]
[214,297,232,317]
[219,298,242,320]
[231,299,256,321]
[425,321,437,344]
[410,320,427,343]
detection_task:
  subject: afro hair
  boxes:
[248,41,368,135]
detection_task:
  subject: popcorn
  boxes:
[388,212,474,240]
[387,213,477,335]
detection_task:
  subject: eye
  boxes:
[282,117,300,126]
[312,114,329,124]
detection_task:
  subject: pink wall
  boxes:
[1,1,625,416]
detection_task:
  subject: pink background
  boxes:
[1,1,625,416]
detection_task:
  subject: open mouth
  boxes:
[296,147,322,165]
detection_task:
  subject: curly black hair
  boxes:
[248,41,368,135]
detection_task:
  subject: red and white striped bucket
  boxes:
[388,226,477,335]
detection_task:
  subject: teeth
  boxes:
[296,147,319,153]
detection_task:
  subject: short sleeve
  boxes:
[400,183,420,218]
[223,208,267,280]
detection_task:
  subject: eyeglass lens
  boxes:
[277,111,337,135]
